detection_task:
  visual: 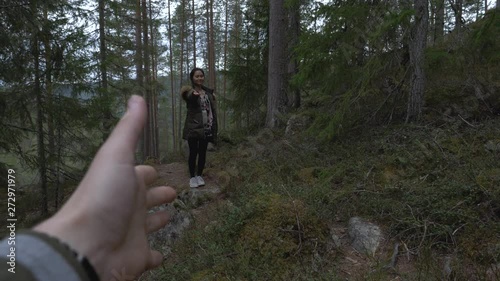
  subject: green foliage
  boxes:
[293,1,414,140]
[295,5,500,141]
[423,11,500,120]
[224,0,269,129]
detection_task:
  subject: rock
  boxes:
[348,217,382,256]
[178,188,222,209]
[189,188,221,208]
[148,204,192,256]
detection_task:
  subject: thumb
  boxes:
[97,95,147,164]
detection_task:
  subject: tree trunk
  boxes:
[192,0,197,68]
[222,0,229,130]
[178,0,186,151]
[434,0,445,43]
[266,0,288,128]
[406,0,428,122]
[168,0,177,152]
[148,0,159,158]
[451,0,463,32]
[32,0,48,215]
[43,5,57,209]
[207,0,216,89]
[98,0,111,141]
[287,0,301,108]
[135,0,144,160]
[141,0,157,160]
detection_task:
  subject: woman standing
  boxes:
[182,68,218,188]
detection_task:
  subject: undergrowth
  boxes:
[155,114,500,280]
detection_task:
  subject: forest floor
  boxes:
[143,160,416,281]
[140,116,500,280]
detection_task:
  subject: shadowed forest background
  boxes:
[1,0,500,280]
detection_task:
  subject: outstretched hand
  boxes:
[34,95,176,280]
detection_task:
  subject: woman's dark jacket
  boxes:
[181,85,218,143]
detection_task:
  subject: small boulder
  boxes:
[348,217,383,256]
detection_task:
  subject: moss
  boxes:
[476,168,500,190]
[235,194,331,279]
[296,167,322,184]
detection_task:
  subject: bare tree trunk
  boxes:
[32,0,48,215]
[434,0,445,43]
[450,0,463,32]
[208,0,216,89]
[168,0,177,152]
[149,0,159,157]
[222,0,229,130]
[141,0,157,160]
[406,0,428,122]
[178,0,186,151]
[266,0,288,128]
[192,0,197,68]
[142,0,150,158]
[98,0,112,141]
[288,0,301,108]
[135,0,144,161]
[43,5,57,209]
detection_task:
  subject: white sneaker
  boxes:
[189,177,199,188]
[196,176,205,186]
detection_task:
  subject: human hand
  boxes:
[34,95,176,280]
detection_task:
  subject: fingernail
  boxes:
[128,95,141,111]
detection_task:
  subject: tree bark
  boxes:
[178,0,186,150]
[406,0,428,122]
[434,0,445,43]
[222,0,229,130]
[141,0,157,159]
[43,4,57,209]
[450,0,463,32]
[168,0,177,152]
[205,0,216,89]
[98,0,112,141]
[287,0,301,108]
[135,0,144,160]
[32,0,48,215]
[266,0,288,128]
[148,0,159,158]
[192,0,197,68]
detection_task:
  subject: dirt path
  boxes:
[152,162,220,193]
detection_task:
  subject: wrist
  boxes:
[33,214,106,280]
[21,230,101,281]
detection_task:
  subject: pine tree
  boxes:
[406,0,429,122]
[266,0,288,128]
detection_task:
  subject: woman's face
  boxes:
[193,70,205,86]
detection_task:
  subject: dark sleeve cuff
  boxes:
[0,230,96,281]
